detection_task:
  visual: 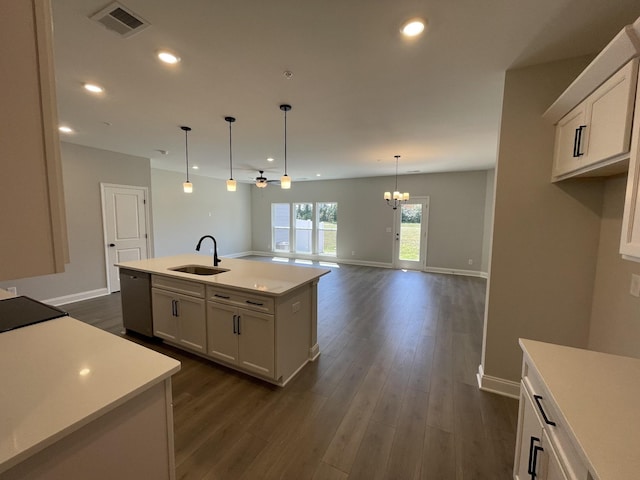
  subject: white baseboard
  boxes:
[425,266,488,278]
[476,364,520,399]
[43,288,110,307]
[224,250,254,259]
[245,251,490,277]
[247,251,392,269]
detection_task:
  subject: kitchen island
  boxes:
[117,254,330,386]
[0,305,181,479]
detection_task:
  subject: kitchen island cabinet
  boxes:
[151,275,207,354]
[0,317,181,479]
[117,254,330,386]
[207,301,275,379]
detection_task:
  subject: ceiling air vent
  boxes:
[90,2,150,38]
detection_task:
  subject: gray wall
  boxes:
[483,56,604,384]
[589,174,640,358]
[249,171,491,271]
[0,142,152,301]
[151,169,252,257]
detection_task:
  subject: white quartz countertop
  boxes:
[0,317,181,474]
[520,339,640,480]
[117,254,331,296]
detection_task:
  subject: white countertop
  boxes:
[0,317,181,474]
[117,254,331,295]
[520,339,640,480]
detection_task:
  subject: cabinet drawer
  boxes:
[152,275,205,298]
[522,362,589,480]
[206,286,274,314]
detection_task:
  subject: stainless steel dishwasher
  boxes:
[119,268,153,337]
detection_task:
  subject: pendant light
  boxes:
[280,104,292,189]
[384,155,410,209]
[181,126,193,193]
[225,116,237,192]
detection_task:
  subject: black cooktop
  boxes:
[0,296,68,333]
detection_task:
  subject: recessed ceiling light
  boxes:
[192,165,199,170]
[83,83,104,93]
[59,126,74,134]
[267,157,274,162]
[316,173,321,177]
[157,50,180,64]
[401,18,426,37]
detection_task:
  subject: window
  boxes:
[317,202,337,256]
[294,203,313,254]
[272,203,290,252]
[271,202,338,256]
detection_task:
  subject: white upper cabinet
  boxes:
[620,69,640,260]
[551,59,638,181]
[0,0,68,281]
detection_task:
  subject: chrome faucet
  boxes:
[195,235,221,266]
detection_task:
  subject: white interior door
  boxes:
[393,196,429,270]
[101,184,149,292]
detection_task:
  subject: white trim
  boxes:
[476,364,520,399]
[43,288,110,307]
[424,266,488,278]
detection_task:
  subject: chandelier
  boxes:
[384,155,409,209]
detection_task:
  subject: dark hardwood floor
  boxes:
[63,259,518,480]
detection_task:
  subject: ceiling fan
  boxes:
[254,170,280,188]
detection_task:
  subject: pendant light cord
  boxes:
[394,155,400,191]
[183,127,190,182]
[284,108,288,176]
[228,120,233,179]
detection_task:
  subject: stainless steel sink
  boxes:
[168,265,229,276]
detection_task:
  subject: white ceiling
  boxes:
[52,0,640,183]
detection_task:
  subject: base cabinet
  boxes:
[206,301,275,379]
[514,388,569,480]
[151,276,206,354]
[515,344,589,480]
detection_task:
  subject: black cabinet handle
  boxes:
[533,394,556,426]
[171,300,176,316]
[527,436,543,479]
[237,315,241,335]
[214,294,231,299]
[175,300,180,317]
[109,243,116,247]
[246,300,264,306]
[573,125,586,157]
[233,314,237,334]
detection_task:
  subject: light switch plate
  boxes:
[630,274,640,297]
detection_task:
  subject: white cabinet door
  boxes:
[206,302,239,363]
[152,288,179,342]
[237,308,275,378]
[552,104,586,178]
[514,387,545,480]
[585,60,637,163]
[175,294,206,353]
